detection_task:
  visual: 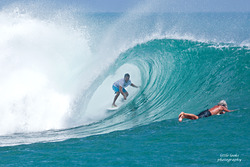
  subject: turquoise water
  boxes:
[0,2,249,166]
[0,114,249,166]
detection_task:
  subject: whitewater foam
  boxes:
[0,10,94,135]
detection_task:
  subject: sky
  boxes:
[78,0,250,13]
[0,0,250,13]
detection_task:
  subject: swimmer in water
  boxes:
[178,100,237,122]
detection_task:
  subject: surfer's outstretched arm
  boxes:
[131,83,138,88]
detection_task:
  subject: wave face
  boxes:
[0,4,249,146]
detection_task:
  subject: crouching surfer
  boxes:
[112,73,138,107]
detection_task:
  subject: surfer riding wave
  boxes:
[112,73,138,107]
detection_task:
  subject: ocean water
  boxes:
[0,2,249,167]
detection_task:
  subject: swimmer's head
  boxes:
[218,100,228,108]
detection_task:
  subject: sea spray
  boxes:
[0,9,93,135]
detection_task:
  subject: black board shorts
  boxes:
[197,109,212,118]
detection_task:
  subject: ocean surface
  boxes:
[0,2,249,166]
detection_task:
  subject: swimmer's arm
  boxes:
[131,83,138,88]
[223,107,231,112]
[223,107,237,112]
[229,109,238,112]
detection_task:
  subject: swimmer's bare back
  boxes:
[209,105,237,115]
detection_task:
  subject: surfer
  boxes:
[112,73,138,107]
[178,100,237,122]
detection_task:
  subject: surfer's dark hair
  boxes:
[124,73,130,78]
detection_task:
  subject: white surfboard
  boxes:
[107,106,119,111]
